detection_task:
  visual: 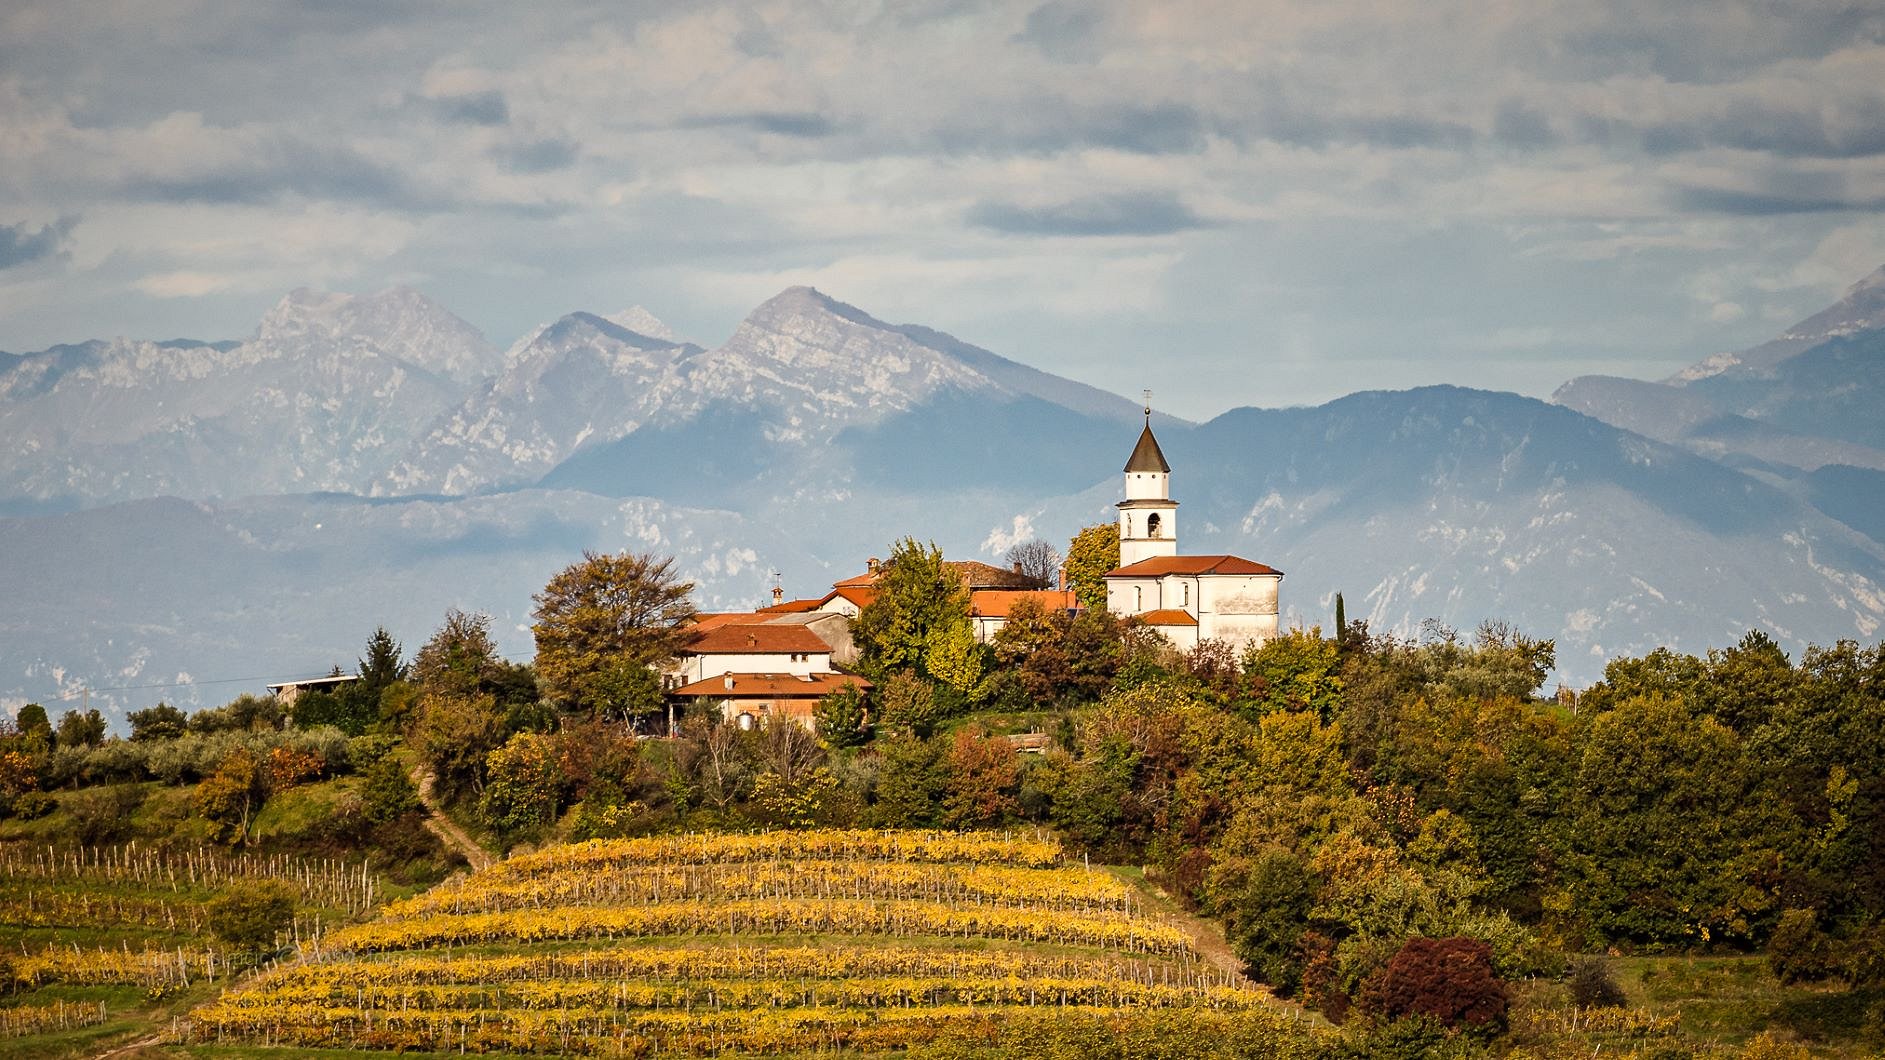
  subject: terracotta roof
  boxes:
[1106,555,1283,578]
[821,585,878,609]
[831,571,879,588]
[690,612,762,632]
[758,598,823,614]
[1136,608,1199,627]
[970,589,1081,618]
[671,672,872,698]
[686,624,831,655]
[945,560,1036,590]
[1124,422,1171,473]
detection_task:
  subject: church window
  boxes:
[1183,581,1190,606]
[1148,513,1162,538]
[1135,586,1143,610]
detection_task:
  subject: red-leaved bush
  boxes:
[1359,936,1508,1030]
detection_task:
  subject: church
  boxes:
[1103,410,1283,651]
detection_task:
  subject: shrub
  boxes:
[1568,954,1628,1007]
[1359,936,1508,1031]
[1768,908,1840,985]
[361,755,422,825]
[66,784,146,845]
[206,879,298,956]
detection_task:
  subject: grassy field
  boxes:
[165,829,1320,1057]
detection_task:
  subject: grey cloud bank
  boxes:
[0,0,1882,416]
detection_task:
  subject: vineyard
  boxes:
[0,840,382,1053]
[179,829,1325,1056]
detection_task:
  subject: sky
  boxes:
[2,0,1883,420]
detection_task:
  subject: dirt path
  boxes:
[411,766,495,872]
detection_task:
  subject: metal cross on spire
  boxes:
[1142,388,1153,421]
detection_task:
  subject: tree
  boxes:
[942,727,1021,827]
[1565,694,1767,946]
[870,733,947,827]
[815,684,870,749]
[481,732,562,839]
[13,704,51,752]
[206,879,298,958]
[1244,627,1343,720]
[412,691,507,805]
[55,708,106,748]
[412,609,501,701]
[586,659,665,732]
[361,755,422,825]
[1359,936,1508,1031]
[853,538,968,674]
[357,626,408,692]
[195,748,269,845]
[1064,523,1120,611]
[127,703,188,742]
[533,551,698,711]
[1006,539,1062,589]
[874,670,943,737]
[923,617,986,699]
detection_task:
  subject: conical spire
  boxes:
[1124,414,1170,473]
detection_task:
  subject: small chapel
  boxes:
[1102,406,1283,651]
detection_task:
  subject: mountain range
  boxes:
[3,272,1883,721]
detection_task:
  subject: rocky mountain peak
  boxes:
[254,286,499,383]
[604,306,676,341]
[1671,263,1885,385]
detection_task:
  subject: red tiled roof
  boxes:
[758,598,823,614]
[671,672,872,697]
[945,560,1037,590]
[690,612,762,632]
[831,571,879,588]
[821,585,878,609]
[1105,555,1283,577]
[969,589,1081,618]
[686,624,831,655]
[1137,608,1199,627]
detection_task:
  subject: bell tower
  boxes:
[1117,394,1178,566]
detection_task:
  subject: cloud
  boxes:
[420,90,510,126]
[1014,2,1105,62]
[491,136,579,173]
[1672,184,1884,216]
[968,192,1207,237]
[679,112,837,138]
[0,217,75,269]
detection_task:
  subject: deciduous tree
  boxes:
[1005,538,1062,589]
[533,551,697,711]
[1064,523,1120,611]
[854,538,967,675]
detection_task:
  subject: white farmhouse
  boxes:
[1103,411,1283,651]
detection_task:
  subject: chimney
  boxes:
[867,557,880,574]
[1058,567,1066,591]
[1012,561,1023,575]
[724,674,735,692]
[772,585,784,605]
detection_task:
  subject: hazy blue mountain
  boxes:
[0,288,499,506]
[1555,266,1885,473]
